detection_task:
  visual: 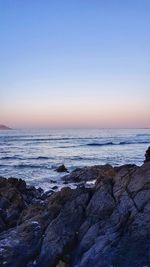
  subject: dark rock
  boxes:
[0,216,6,232]
[76,182,85,189]
[0,219,44,267]
[51,185,58,190]
[56,164,68,173]
[0,177,43,231]
[36,189,90,267]
[6,209,20,227]
[37,187,44,194]
[0,149,150,267]
[145,146,150,162]
[0,197,10,209]
[8,177,26,192]
[49,179,57,183]
[41,190,54,200]
[0,208,7,221]
[63,164,115,182]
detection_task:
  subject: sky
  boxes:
[0,0,150,128]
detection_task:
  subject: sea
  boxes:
[0,128,150,191]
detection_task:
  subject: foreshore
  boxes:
[0,147,150,267]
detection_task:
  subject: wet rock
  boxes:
[49,179,57,183]
[51,185,58,190]
[63,181,68,184]
[76,182,85,189]
[37,187,44,194]
[56,164,68,173]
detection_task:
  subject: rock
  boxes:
[0,149,150,266]
[51,185,58,190]
[56,164,68,173]
[41,190,54,200]
[37,187,44,194]
[36,188,90,267]
[8,177,26,192]
[56,260,66,267]
[0,219,44,267]
[0,216,6,232]
[0,177,43,231]
[70,163,150,267]
[63,164,115,182]
[0,197,10,209]
[63,181,69,184]
[145,146,150,162]
[76,182,85,189]
[49,179,57,183]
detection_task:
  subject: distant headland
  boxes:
[0,124,12,130]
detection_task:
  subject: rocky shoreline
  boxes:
[0,148,150,267]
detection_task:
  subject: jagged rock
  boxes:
[0,149,150,267]
[0,177,43,231]
[36,188,90,267]
[70,162,150,267]
[63,164,115,182]
[0,219,45,267]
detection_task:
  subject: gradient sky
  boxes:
[0,0,150,128]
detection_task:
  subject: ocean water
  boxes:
[0,128,150,190]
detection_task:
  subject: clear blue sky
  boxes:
[0,0,150,127]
